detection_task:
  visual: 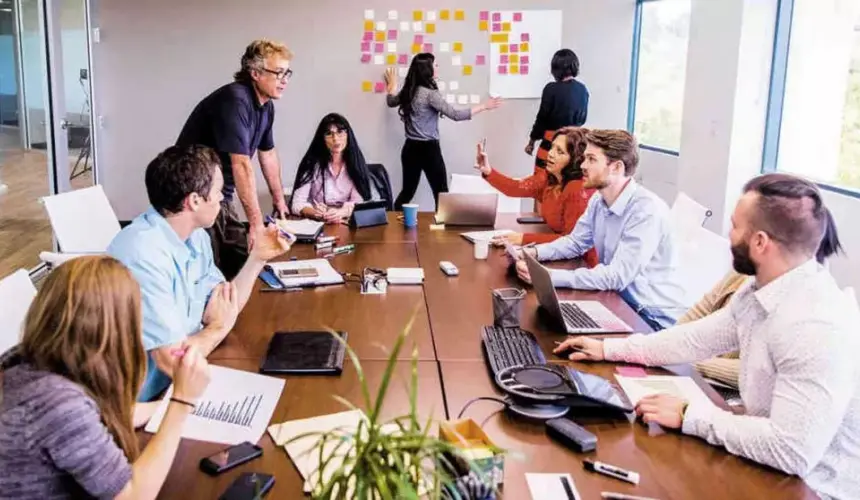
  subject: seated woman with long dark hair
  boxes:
[0,256,210,499]
[290,113,373,223]
[475,127,598,268]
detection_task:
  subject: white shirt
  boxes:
[603,259,860,500]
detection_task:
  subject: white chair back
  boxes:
[450,174,521,213]
[675,224,733,303]
[41,185,120,253]
[0,270,37,354]
[672,192,712,229]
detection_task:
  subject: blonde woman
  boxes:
[0,256,210,498]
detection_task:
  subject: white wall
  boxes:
[88,0,636,220]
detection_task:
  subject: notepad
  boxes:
[266,259,344,288]
[276,219,324,241]
[460,229,514,243]
[615,375,716,408]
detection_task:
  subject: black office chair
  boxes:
[367,163,394,211]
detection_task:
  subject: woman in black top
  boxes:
[526,49,589,174]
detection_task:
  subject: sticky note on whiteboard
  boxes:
[364,20,374,32]
[360,53,371,64]
[457,94,468,105]
[445,94,455,104]
[386,54,396,65]
[360,42,370,52]
[413,34,424,44]
[438,81,447,91]
[374,55,384,65]
[362,81,373,92]
[413,21,423,32]
[513,12,523,22]
[374,81,385,93]
[364,9,375,20]
[480,11,489,21]
[387,42,397,53]
[449,81,459,91]
[388,30,398,40]
[479,21,488,32]
[400,21,410,32]
[374,43,384,53]
[451,56,462,67]
[470,94,480,104]
[521,33,530,42]
[398,53,408,65]
[376,21,386,31]
[521,65,530,75]
[426,10,437,21]
[463,65,473,76]
[440,42,450,53]
[454,9,465,21]
[423,43,433,53]
[426,23,436,34]
[440,9,450,20]
[398,67,409,78]
[476,55,486,66]
[498,65,508,75]
[492,12,501,22]
[388,10,398,20]
[363,31,373,41]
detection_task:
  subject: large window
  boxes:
[630,0,692,153]
[767,1,860,193]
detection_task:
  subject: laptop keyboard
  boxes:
[481,326,547,375]
[560,303,602,330]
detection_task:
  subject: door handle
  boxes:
[59,119,69,130]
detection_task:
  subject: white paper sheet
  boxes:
[526,473,580,500]
[267,259,345,287]
[460,229,514,243]
[145,366,284,445]
[615,375,716,408]
[41,185,121,252]
[0,269,36,354]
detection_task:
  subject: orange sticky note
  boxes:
[440,9,450,20]
[500,44,509,54]
[510,54,519,63]
[463,65,473,76]
[511,64,519,74]
[426,23,436,34]
[411,43,421,54]
[479,20,489,32]
[375,31,385,42]
[490,33,509,43]
[386,54,397,65]
[364,20,374,31]
[454,9,465,21]
[361,81,373,92]
[502,22,511,32]
[413,10,423,21]
[453,42,463,53]
[520,43,530,52]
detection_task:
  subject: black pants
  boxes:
[394,139,448,210]
[205,200,248,281]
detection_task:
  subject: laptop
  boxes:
[435,193,498,226]
[524,252,633,334]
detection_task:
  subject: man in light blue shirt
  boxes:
[108,145,291,401]
[516,129,688,329]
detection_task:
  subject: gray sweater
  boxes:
[387,86,472,140]
[0,349,132,499]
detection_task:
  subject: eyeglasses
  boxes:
[324,129,347,138]
[260,67,293,81]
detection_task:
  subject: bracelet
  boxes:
[169,397,196,410]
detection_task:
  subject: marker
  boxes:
[601,493,660,500]
[264,215,297,243]
[331,244,355,255]
[317,235,337,244]
[583,460,640,485]
[315,241,335,250]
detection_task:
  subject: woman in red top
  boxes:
[474,126,598,267]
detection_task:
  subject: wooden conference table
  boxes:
[145,213,815,499]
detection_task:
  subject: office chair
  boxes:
[39,185,120,267]
[672,192,713,228]
[367,163,394,211]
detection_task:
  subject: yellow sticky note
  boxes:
[426,23,436,34]
[490,33,509,43]
[511,65,519,74]
[510,54,519,63]
[520,43,530,52]
[499,44,509,54]
[479,20,488,32]
[454,9,465,21]
[411,43,421,54]
[386,54,397,65]
[463,65,473,76]
[413,10,423,21]
[502,22,512,32]
[453,42,463,53]
[440,9,450,20]
[375,31,385,42]
[364,20,374,31]
[362,81,373,92]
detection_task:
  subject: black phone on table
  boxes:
[200,441,263,476]
[219,472,275,500]
[516,216,545,224]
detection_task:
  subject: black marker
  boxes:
[583,459,640,485]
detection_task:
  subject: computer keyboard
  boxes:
[560,303,602,330]
[481,325,547,375]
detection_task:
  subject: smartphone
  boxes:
[200,442,263,476]
[277,268,319,279]
[258,268,284,290]
[219,472,275,500]
[516,216,545,224]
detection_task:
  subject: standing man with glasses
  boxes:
[176,39,293,279]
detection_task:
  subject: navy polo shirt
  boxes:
[176,81,275,200]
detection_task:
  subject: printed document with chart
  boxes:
[615,375,716,409]
[145,366,284,445]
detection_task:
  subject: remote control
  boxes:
[439,261,459,276]
[545,418,597,453]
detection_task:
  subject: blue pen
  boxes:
[264,215,297,243]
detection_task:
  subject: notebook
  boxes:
[265,259,344,288]
[260,331,347,375]
[276,219,324,242]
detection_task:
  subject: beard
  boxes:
[584,175,609,190]
[731,240,757,276]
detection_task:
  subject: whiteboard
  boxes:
[489,10,563,99]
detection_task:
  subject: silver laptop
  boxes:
[524,252,633,334]
[435,193,498,226]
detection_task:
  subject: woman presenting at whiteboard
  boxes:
[383,53,501,210]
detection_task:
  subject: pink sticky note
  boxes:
[374,43,384,53]
[479,11,489,21]
[498,65,507,75]
[423,43,433,53]
[475,54,486,65]
[616,366,648,378]
[374,82,386,93]
[492,23,501,32]
[492,12,501,22]
[521,55,530,65]
[363,31,373,41]
[388,29,398,40]
[513,12,523,22]
[361,42,371,52]
[521,65,529,75]
[414,34,424,44]
[521,33,530,42]
[500,54,509,64]
[398,53,408,65]
[360,53,372,64]
[510,43,519,53]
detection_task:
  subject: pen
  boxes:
[601,493,660,500]
[315,241,335,250]
[583,460,640,485]
[264,215,297,243]
[331,244,355,255]
[560,476,576,500]
[317,235,337,244]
